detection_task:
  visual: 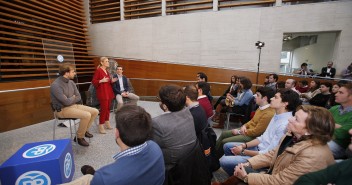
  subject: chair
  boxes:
[225,97,255,130]
[51,103,78,144]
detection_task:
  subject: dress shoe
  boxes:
[81,165,96,175]
[104,121,113,130]
[99,124,106,134]
[74,137,89,147]
[85,131,93,138]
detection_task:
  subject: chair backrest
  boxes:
[242,96,255,123]
[127,78,135,93]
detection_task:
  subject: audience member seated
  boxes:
[213,75,238,110]
[217,89,300,175]
[275,81,285,92]
[300,80,320,104]
[294,128,352,185]
[152,84,197,170]
[62,105,165,185]
[213,77,253,129]
[263,75,269,87]
[197,72,213,102]
[320,61,336,78]
[214,87,275,159]
[212,76,240,123]
[285,79,299,94]
[309,81,332,107]
[295,80,309,93]
[196,82,214,119]
[264,73,278,91]
[328,83,352,159]
[112,65,139,111]
[184,84,219,174]
[184,84,208,138]
[327,83,341,108]
[293,62,312,76]
[50,63,99,147]
[213,105,335,185]
[341,62,352,80]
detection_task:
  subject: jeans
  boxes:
[328,140,346,159]
[220,142,259,176]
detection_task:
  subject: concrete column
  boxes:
[213,0,218,11]
[120,0,125,20]
[275,0,282,7]
[162,0,166,16]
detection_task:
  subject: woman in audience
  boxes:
[300,80,320,104]
[213,105,335,185]
[92,57,117,134]
[213,77,253,129]
[327,83,341,108]
[309,81,332,107]
[212,75,239,122]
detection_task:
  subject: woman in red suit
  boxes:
[92,57,117,134]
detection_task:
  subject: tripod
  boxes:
[255,41,264,90]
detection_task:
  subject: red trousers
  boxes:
[99,99,111,125]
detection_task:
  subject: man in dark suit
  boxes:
[112,65,139,111]
[320,61,336,78]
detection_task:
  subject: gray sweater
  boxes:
[50,76,81,110]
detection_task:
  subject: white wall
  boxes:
[87,1,352,76]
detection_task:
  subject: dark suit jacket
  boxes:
[112,75,129,95]
[320,67,336,78]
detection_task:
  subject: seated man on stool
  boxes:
[112,65,139,111]
[50,63,99,147]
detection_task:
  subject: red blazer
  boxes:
[92,68,114,101]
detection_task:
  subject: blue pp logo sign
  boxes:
[64,153,72,178]
[22,144,56,158]
[15,171,51,185]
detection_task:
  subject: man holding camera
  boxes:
[50,63,99,147]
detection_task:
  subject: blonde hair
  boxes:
[99,57,108,67]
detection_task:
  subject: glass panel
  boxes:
[42,39,77,88]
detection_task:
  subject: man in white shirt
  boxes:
[112,66,139,111]
[219,89,301,175]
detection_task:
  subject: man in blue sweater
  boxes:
[63,105,165,185]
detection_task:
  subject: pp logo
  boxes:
[22,144,56,158]
[64,153,72,178]
[15,171,51,185]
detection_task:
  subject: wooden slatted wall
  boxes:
[90,0,121,23]
[0,0,95,82]
[124,0,162,20]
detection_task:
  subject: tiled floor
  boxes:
[0,101,240,183]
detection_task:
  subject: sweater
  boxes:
[329,105,352,149]
[90,141,165,185]
[244,107,275,137]
[50,76,81,109]
[294,158,352,185]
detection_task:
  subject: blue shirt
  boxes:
[257,112,292,154]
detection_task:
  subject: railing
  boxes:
[89,0,333,22]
